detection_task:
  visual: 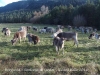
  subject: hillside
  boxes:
[0,0,99,29]
[0,0,97,13]
[0,0,58,13]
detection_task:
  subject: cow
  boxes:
[11,30,27,45]
[67,25,72,31]
[46,27,55,33]
[33,26,38,31]
[57,32,78,47]
[51,29,63,38]
[44,27,48,29]
[18,26,28,32]
[39,29,46,34]
[94,28,97,32]
[27,33,40,45]
[2,27,11,36]
[89,33,94,39]
[57,25,64,29]
[53,37,65,54]
[27,26,31,31]
[89,32,100,39]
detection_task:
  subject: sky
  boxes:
[0,0,20,7]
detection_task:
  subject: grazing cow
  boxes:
[94,28,97,32]
[57,25,61,29]
[11,31,27,45]
[27,33,40,45]
[87,27,93,32]
[60,26,64,29]
[27,26,31,31]
[57,25,64,29]
[89,32,100,39]
[57,32,78,47]
[78,26,85,33]
[44,27,48,29]
[67,25,72,31]
[33,26,38,31]
[80,27,85,33]
[88,33,95,39]
[78,26,92,34]
[53,37,65,54]
[39,29,46,34]
[2,28,11,36]
[74,26,79,31]
[95,33,100,39]
[2,28,6,33]
[46,27,55,33]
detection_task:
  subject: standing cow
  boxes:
[57,32,78,47]
[53,37,65,54]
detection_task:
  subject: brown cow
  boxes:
[11,30,27,45]
[27,33,40,45]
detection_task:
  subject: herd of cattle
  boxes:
[1,25,100,54]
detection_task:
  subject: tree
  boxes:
[78,3,96,27]
[73,15,86,27]
[30,5,49,23]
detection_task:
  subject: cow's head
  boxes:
[11,39,17,45]
[32,35,40,45]
[2,28,6,33]
[88,33,94,39]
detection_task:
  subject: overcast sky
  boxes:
[0,0,20,7]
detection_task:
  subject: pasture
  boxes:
[0,23,100,75]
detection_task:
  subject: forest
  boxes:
[0,0,100,29]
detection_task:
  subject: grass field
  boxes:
[0,23,100,75]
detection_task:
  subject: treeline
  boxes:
[38,2,100,29]
[0,0,100,29]
[0,9,34,23]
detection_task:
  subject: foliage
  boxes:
[39,2,100,29]
[73,15,86,27]
[30,5,49,23]
[39,5,75,25]
[0,0,100,29]
[0,9,34,23]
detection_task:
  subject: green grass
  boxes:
[0,23,100,75]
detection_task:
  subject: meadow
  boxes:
[0,23,100,75]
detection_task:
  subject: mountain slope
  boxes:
[0,1,28,13]
[0,0,97,13]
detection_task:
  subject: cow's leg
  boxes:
[73,42,75,46]
[8,32,11,36]
[56,46,59,55]
[73,37,78,47]
[62,48,64,55]
[74,40,78,47]
[19,37,21,43]
[24,37,26,42]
